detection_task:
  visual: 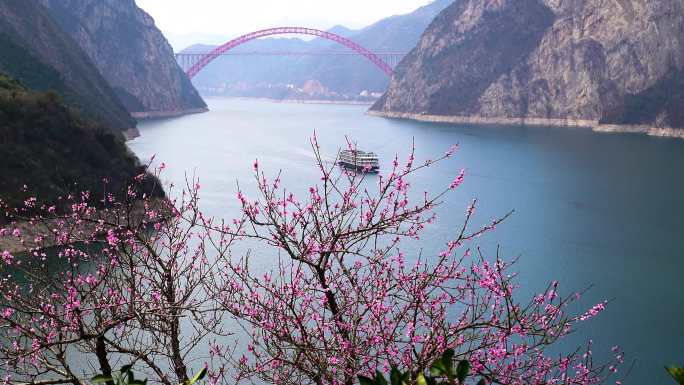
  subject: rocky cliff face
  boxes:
[0,0,134,132]
[39,0,206,115]
[372,0,684,133]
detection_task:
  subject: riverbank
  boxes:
[123,127,141,140]
[592,124,684,139]
[124,108,210,141]
[367,110,684,139]
[209,96,375,106]
[131,107,209,120]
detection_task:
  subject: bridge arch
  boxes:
[185,27,394,79]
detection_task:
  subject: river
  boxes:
[130,97,684,385]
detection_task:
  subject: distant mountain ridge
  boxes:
[39,0,206,117]
[348,0,454,51]
[183,0,453,98]
[372,0,684,138]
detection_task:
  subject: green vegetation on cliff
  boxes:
[0,74,155,215]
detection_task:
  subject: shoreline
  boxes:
[131,107,209,120]
[125,107,210,141]
[205,96,375,106]
[123,127,141,140]
[367,110,684,139]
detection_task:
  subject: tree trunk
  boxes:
[95,336,115,385]
[166,269,189,383]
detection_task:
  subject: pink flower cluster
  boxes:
[580,301,608,321]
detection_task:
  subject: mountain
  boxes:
[348,0,454,51]
[0,0,165,216]
[323,25,358,39]
[0,74,156,214]
[0,0,134,133]
[39,0,206,118]
[185,0,453,99]
[371,0,684,138]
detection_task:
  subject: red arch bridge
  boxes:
[175,27,407,79]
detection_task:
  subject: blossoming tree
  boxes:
[0,138,622,385]
[202,137,622,385]
[0,171,219,385]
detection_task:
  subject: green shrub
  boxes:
[667,365,684,385]
[0,73,160,221]
[358,350,487,385]
[91,365,207,385]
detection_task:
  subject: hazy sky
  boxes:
[135,0,433,50]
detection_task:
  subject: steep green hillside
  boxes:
[0,0,134,131]
[0,74,154,214]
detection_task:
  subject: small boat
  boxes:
[338,149,380,173]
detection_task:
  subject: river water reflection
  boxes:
[130,98,684,385]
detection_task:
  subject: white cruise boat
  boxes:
[338,149,380,173]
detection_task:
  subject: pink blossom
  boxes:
[1,251,13,265]
[106,230,119,247]
[445,143,460,157]
[580,301,608,321]
[151,291,162,303]
[450,169,466,189]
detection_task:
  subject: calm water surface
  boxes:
[130,98,684,385]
